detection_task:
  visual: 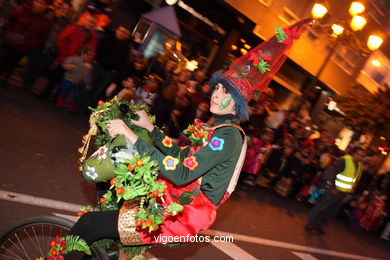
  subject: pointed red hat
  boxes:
[221,18,312,102]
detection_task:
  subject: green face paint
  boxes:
[219,95,232,110]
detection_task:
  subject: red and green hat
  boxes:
[211,18,312,120]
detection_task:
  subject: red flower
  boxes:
[50,240,57,248]
[145,219,153,227]
[97,100,105,106]
[135,160,143,167]
[204,128,214,142]
[248,49,262,64]
[262,54,271,61]
[127,164,134,171]
[162,136,173,147]
[110,178,117,186]
[193,118,204,126]
[189,146,200,156]
[282,27,301,47]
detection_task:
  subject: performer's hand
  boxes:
[130,110,154,132]
[107,119,138,144]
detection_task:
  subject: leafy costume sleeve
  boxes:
[134,126,242,187]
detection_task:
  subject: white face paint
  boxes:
[210,83,236,115]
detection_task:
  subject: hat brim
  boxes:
[209,71,249,121]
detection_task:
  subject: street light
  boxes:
[305,1,384,118]
[349,1,365,16]
[367,35,384,51]
[311,1,383,51]
[311,2,328,19]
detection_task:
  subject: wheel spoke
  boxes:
[0,252,25,260]
[1,243,25,260]
[4,237,26,257]
[0,217,81,260]
[31,226,44,257]
[15,233,31,260]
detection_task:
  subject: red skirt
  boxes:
[134,178,217,244]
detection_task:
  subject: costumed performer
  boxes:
[60,18,312,257]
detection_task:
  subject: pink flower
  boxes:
[183,156,199,171]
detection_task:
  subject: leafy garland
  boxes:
[46,235,91,259]
[182,119,214,147]
[54,98,199,257]
[92,97,153,147]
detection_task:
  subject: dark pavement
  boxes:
[1,86,389,259]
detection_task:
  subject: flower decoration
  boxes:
[209,137,225,151]
[183,120,215,148]
[162,156,179,170]
[248,49,271,65]
[162,136,173,148]
[282,26,302,48]
[189,146,200,156]
[85,166,98,180]
[183,156,199,171]
[97,146,108,160]
[46,234,90,258]
[204,128,214,142]
[248,50,260,65]
[193,119,203,126]
[254,58,271,74]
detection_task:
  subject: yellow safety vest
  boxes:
[335,155,362,193]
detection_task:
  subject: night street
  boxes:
[1,86,389,259]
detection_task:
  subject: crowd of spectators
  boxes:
[1,0,389,240]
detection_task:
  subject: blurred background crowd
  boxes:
[1,0,389,240]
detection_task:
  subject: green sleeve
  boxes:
[148,127,181,157]
[134,127,240,186]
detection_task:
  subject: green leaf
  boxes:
[171,189,200,205]
[254,58,271,74]
[275,24,288,43]
[62,235,91,255]
[118,244,151,256]
[91,239,115,250]
[168,203,184,212]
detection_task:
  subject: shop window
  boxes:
[278,7,299,25]
[373,72,385,84]
[366,0,389,25]
[252,24,263,38]
[328,45,358,75]
[286,0,312,19]
[306,29,320,43]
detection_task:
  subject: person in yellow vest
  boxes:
[305,147,366,234]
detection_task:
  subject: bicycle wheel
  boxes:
[0,215,109,260]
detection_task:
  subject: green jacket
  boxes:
[134,114,243,205]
